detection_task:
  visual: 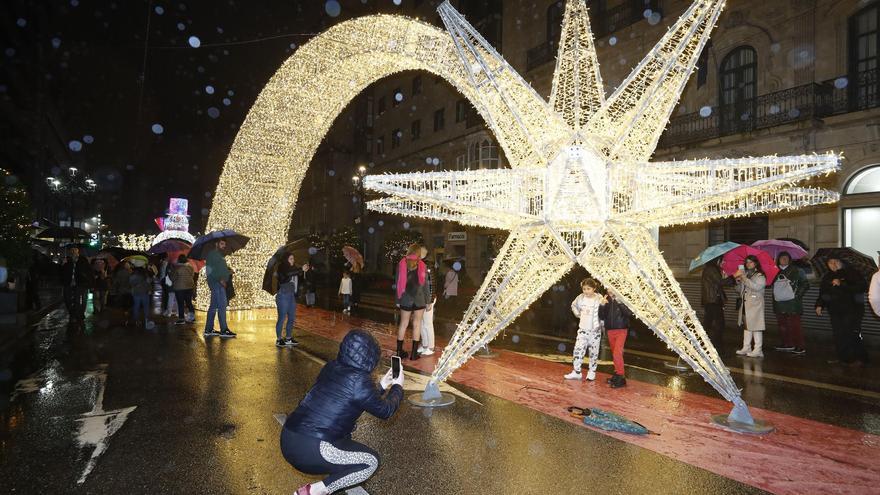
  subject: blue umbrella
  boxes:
[688,241,742,272]
[189,229,250,260]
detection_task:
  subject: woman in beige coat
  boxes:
[735,255,766,358]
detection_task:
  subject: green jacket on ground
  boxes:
[205,249,230,285]
[771,264,809,314]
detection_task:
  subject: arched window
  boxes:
[849,3,880,110]
[547,1,564,47]
[719,46,757,133]
[842,165,880,256]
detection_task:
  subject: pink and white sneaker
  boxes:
[295,485,312,495]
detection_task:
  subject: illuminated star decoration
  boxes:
[365,0,840,423]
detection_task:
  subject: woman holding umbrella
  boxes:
[735,255,767,358]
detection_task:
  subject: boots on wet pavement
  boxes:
[410,340,421,360]
[747,332,764,358]
[396,339,409,359]
[736,330,753,355]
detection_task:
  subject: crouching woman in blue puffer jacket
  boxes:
[282,329,404,495]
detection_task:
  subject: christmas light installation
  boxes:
[204,0,838,427]
[151,198,196,246]
[363,0,839,427]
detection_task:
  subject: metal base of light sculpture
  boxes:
[474,344,498,359]
[664,357,692,372]
[710,398,775,435]
[407,380,456,408]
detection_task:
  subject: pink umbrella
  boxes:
[721,245,779,286]
[751,239,808,261]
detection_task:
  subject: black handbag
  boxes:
[226,274,236,300]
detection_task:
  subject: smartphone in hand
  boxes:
[391,355,402,379]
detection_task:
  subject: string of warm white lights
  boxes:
[362,0,840,423]
[117,234,153,252]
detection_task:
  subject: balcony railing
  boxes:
[526,0,662,71]
[660,68,880,148]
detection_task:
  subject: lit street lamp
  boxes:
[45,165,99,229]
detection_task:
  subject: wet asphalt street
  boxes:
[0,305,768,495]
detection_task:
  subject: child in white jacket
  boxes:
[566,278,605,381]
[338,271,353,314]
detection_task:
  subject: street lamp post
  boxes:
[45,166,98,229]
[352,164,368,265]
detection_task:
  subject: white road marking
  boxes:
[345,487,370,494]
[74,365,137,484]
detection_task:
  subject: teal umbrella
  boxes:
[688,242,742,272]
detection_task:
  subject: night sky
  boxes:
[1,0,401,234]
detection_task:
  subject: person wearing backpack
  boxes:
[772,251,810,355]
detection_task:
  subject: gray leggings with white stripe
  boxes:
[281,428,379,493]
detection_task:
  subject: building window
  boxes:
[707,216,768,245]
[456,154,466,170]
[843,165,880,256]
[377,96,386,115]
[849,4,880,109]
[392,87,402,107]
[391,129,401,149]
[456,99,467,123]
[479,139,499,169]
[547,1,564,47]
[412,75,422,96]
[433,108,445,131]
[411,120,421,140]
[719,46,757,133]
[376,136,384,155]
[696,40,712,88]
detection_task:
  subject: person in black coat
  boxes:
[282,329,404,495]
[815,256,870,365]
[599,291,633,388]
[60,246,94,323]
[700,257,731,349]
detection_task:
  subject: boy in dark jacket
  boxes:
[599,290,633,388]
[282,329,404,495]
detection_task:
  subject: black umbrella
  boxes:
[810,247,878,281]
[777,237,809,251]
[189,229,249,260]
[262,242,301,295]
[34,226,89,239]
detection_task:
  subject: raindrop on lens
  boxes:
[151,123,164,134]
[325,0,341,17]
[432,158,440,165]
[205,85,214,94]
[177,22,185,31]
[308,247,317,255]
[648,12,661,25]
[425,157,432,164]
[452,261,462,271]
[512,335,520,344]
[557,343,567,352]
[222,98,231,106]
[328,170,336,177]
[68,140,82,151]
[51,37,61,49]
[394,92,403,102]
[16,18,26,27]
[378,220,384,226]
[368,227,375,234]
[227,90,234,96]
[188,36,201,48]
[834,77,848,89]
[207,107,220,118]
[403,222,410,229]
[699,106,712,118]
[83,135,94,144]
[154,6,164,15]
[393,0,402,5]
[609,36,617,46]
